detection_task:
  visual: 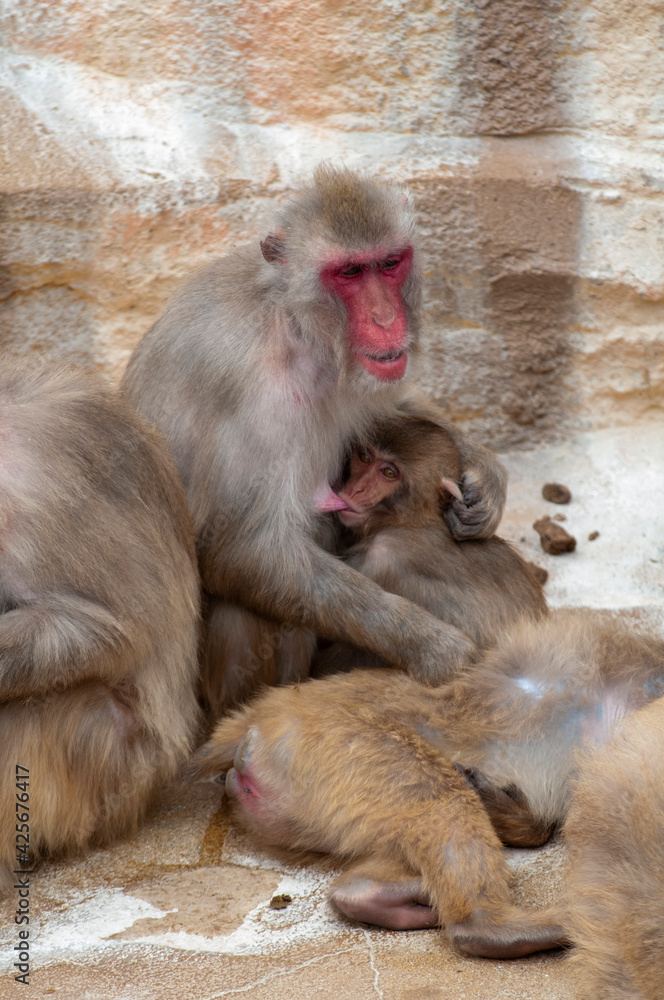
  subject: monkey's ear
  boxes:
[260,228,287,264]
[440,477,464,503]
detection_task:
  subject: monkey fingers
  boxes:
[453,764,556,848]
[440,447,508,542]
[443,485,492,540]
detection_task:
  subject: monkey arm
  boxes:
[440,429,507,541]
[202,536,476,683]
[0,595,128,700]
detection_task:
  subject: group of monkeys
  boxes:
[2,166,662,999]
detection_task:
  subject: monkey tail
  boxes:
[187,712,251,777]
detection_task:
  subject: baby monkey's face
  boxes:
[335,446,403,528]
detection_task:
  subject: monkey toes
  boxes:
[453,764,555,848]
[449,908,570,959]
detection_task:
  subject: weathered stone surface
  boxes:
[1,0,663,449]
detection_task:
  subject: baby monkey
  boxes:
[315,408,547,674]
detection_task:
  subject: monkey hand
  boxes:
[405,612,477,683]
[443,453,507,541]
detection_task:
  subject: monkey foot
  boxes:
[448,908,570,959]
[330,877,439,930]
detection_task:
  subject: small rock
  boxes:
[542,483,572,504]
[588,530,599,541]
[533,516,577,555]
[526,561,549,585]
[269,894,293,909]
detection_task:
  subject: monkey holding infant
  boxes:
[121,165,509,714]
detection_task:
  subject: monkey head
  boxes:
[333,417,464,534]
[260,165,421,384]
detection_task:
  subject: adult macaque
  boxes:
[313,410,547,674]
[0,358,200,885]
[564,695,664,999]
[121,165,507,714]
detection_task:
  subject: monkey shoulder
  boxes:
[345,527,450,582]
[124,247,306,430]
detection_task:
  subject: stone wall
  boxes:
[2,0,663,448]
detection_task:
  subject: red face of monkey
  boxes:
[320,246,414,382]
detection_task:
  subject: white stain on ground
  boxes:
[131,871,342,956]
[0,864,344,973]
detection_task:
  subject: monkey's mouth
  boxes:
[359,350,408,382]
[336,505,369,528]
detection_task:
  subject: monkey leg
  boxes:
[202,599,315,716]
[453,764,556,848]
[0,682,187,884]
[328,809,568,958]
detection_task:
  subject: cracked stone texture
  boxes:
[1,0,663,449]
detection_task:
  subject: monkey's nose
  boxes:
[372,305,396,328]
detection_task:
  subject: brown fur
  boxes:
[0,357,200,885]
[192,615,664,957]
[565,695,664,999]
[189,394,664,958]
[121,166,507,714]
[191,387,664,960]
[315,412,546,675]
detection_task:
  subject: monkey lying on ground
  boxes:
[192,615,664,959]
[0,358,201,886]
[190,412,664,958]
[193,619,664,959]
[564,695,664,1000]
[313,408,547,675]
[122,165,509,715]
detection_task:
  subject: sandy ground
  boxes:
[1,421,662,1000]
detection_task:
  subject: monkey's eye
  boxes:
[357,450,372,464]
[380,464,399,480]
[381,257,401,270]
[340,264,362,278]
